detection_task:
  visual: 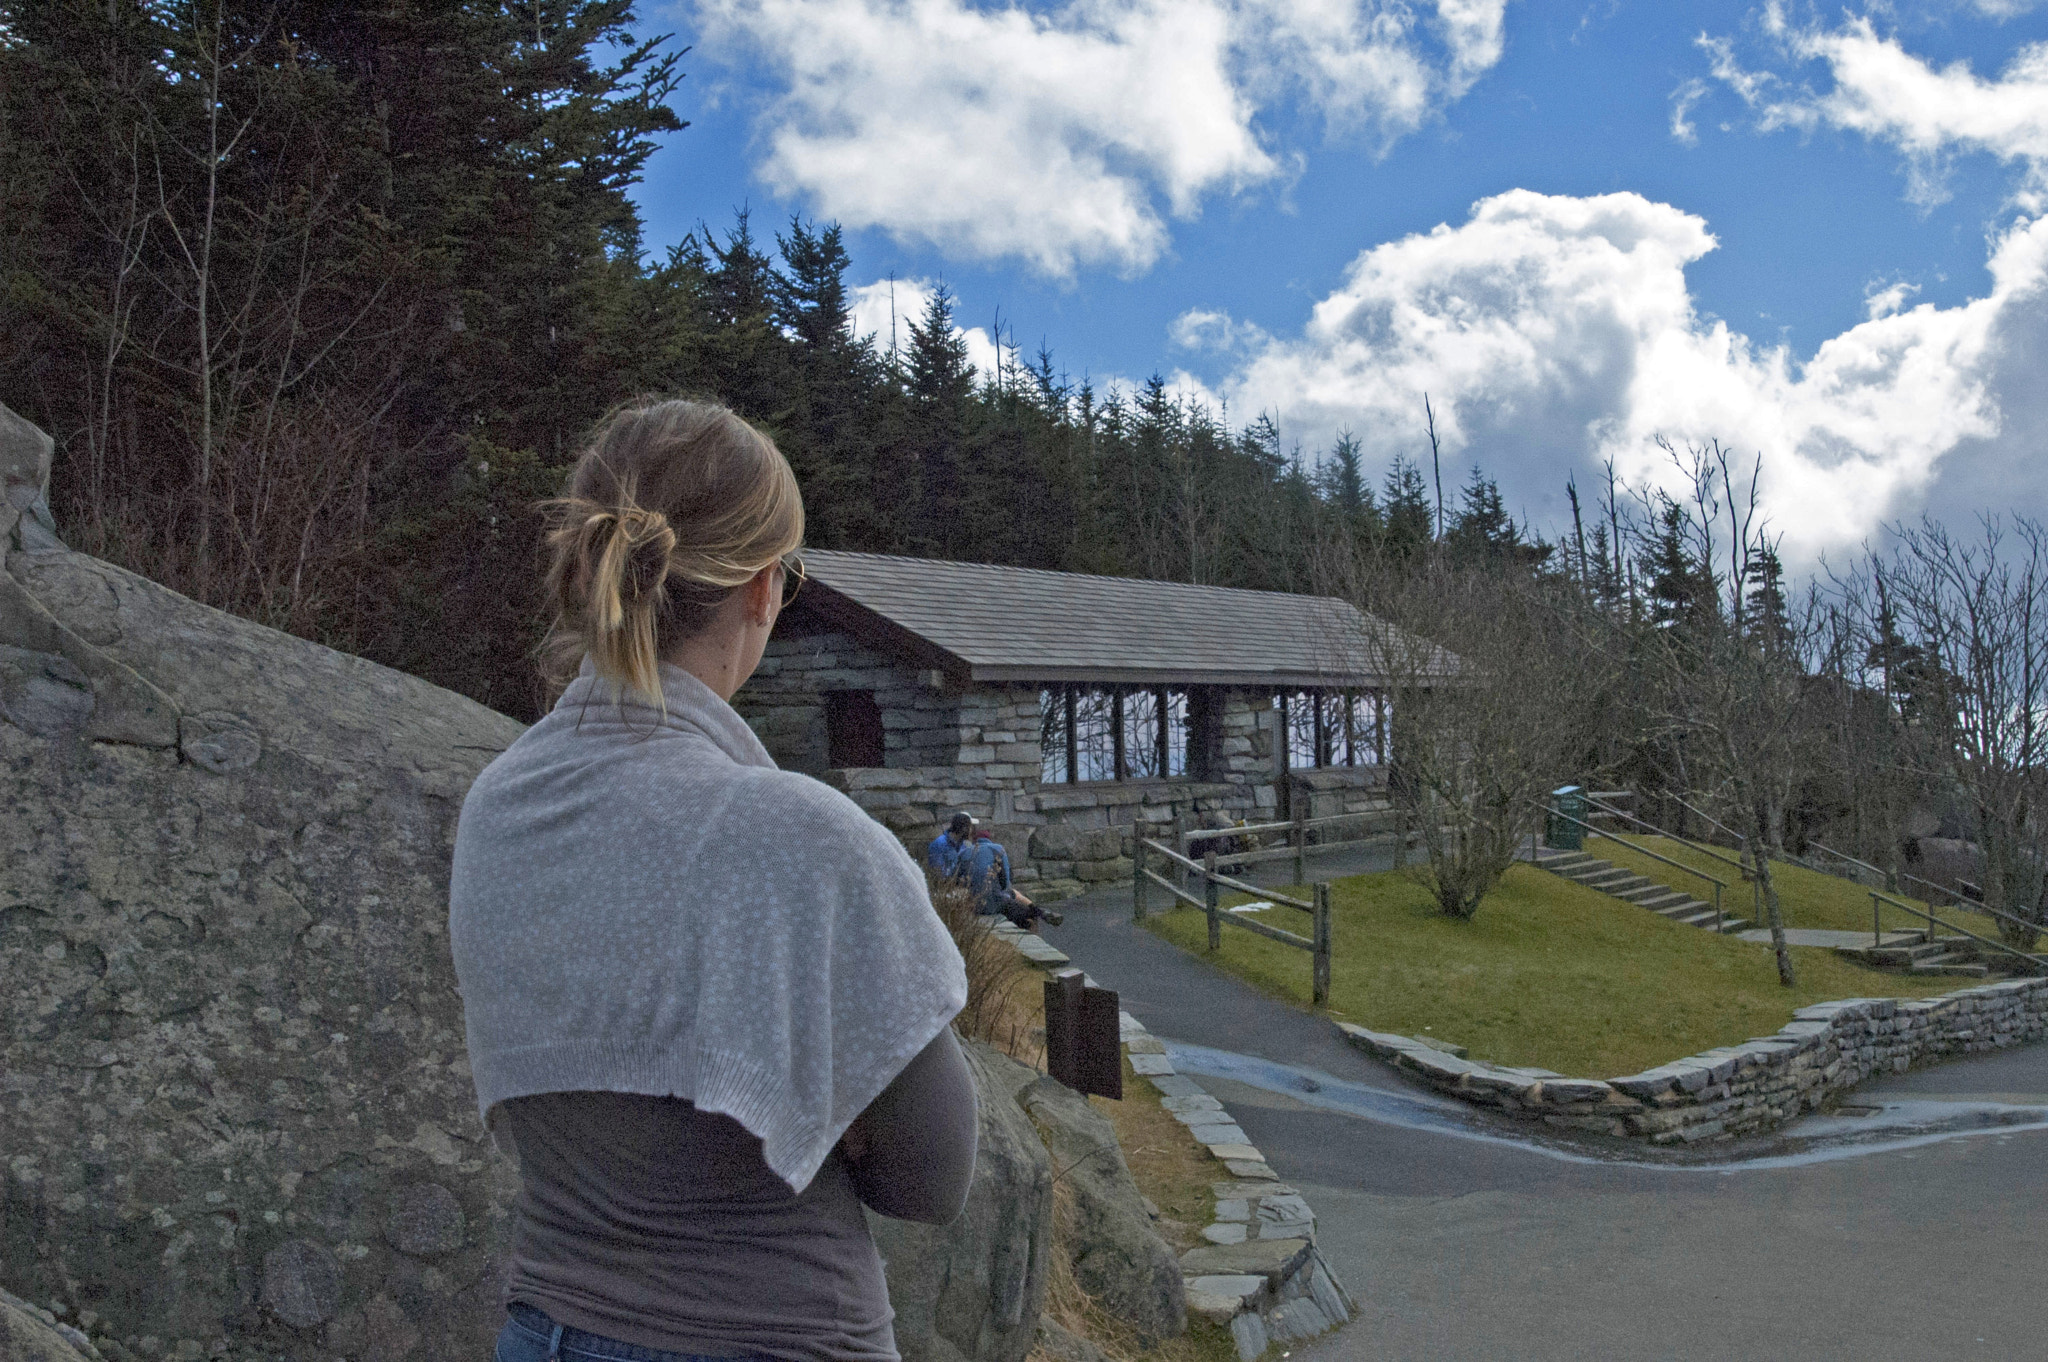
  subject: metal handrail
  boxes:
[1579,793,1750,876]
[1885,875,2048,946]
[1801,839,1889,883]
[1867,888,2047,971]
[1663,792,1751,852]
[1897,866,1985,910]
[1536,802,1729,932]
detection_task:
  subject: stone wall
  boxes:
[739,638,1324,899]
[825,767,1279,901]
[1290,768,1390,822]
[742,628,958,770]
[1340,976,2048,1145]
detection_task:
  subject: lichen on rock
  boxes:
[2,401,527,1360]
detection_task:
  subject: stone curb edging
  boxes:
[984,920,1355,1361]
[1338,975,2048,1144]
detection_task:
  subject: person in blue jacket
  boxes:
[959,832,1061,929]
[925,812,975,877]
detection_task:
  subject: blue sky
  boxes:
[628,0,2048,559]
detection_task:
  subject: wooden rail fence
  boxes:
[1132,837,1332,1005]
[1178,803,1410,885]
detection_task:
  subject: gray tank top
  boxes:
[498,1091,897,1362]
[495,1029,978,1362]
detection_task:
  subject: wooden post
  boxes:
[1292,789,1307,886]
[1044,969,1123,1099]
[1132,837,1147,923]
[1170,813,1186,895]
[1205,851,1220,952]
[1312,882,1332,1006]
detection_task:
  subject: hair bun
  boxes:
[613,506,677,602]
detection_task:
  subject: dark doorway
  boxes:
[825,690,885,768]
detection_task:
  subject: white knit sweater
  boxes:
[448,660,967,1192]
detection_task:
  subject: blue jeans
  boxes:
[494,1302,756,1362]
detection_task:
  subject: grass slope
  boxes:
[1582,833,1932,935]
[1143,864,1954,1078]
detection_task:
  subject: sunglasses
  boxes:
[779,552,806,607]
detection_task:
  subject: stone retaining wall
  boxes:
[983,922,1353,1361]
[1339,976,2048,1145]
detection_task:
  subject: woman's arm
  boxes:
[838,1027,978,1224]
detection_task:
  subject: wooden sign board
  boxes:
[1043,969,1123,1100]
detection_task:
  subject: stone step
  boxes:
[1909,956,1990,978]
[1533,852,1741,932]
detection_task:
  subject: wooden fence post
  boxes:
[1170,813,1185,895]
[1132,838,1147,923]
[1292,792,1307,886]
[1204,851,1220,952]
[1312,882,1331,1006]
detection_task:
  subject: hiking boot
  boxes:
[1039,907,1064,927]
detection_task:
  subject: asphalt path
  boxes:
[1049,863,2048,1361]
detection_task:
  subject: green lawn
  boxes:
[1143,864,1956,1078]
[1582,833,1931,935]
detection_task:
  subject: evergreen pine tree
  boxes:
[1643,502,1717,632]
[1744,545,1791,646]
[1379,454,1435,559]
[904,285,975,556]
[1445,466,1521,563]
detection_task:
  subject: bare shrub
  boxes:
[930,876,1045,1066]
[1323,550,1608,920]
[1868,518,2048,950]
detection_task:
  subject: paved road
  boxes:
[1049,865,2048,1361]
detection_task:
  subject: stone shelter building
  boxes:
[735,551,1449,900]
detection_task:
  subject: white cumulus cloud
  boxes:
[693,0,1513,276]
[1708,7,2048,208]
[1191,189,2048,560]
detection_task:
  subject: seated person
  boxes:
[959,831,1062,929]
[925,812,975,877]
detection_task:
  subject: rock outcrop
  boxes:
[1,404,527,1359]
[869,1043,1055,1362]
[1018,1077,1185,1343]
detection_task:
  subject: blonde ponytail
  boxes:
[540,399,803,702]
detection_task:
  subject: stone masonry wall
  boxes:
[806,689,1287,900]
[1340,976,2048,1145]
[737,632,1307,899]
[739,628,957,771]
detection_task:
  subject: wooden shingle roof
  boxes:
[790,550,1452,688]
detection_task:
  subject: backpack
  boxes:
[961,840,1009,907]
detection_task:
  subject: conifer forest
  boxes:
[7,0,2048,945]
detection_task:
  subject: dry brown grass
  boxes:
[927,882,1241,1362]
[933,876,1047,1064]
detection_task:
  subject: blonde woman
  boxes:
[450,399,976,1362]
